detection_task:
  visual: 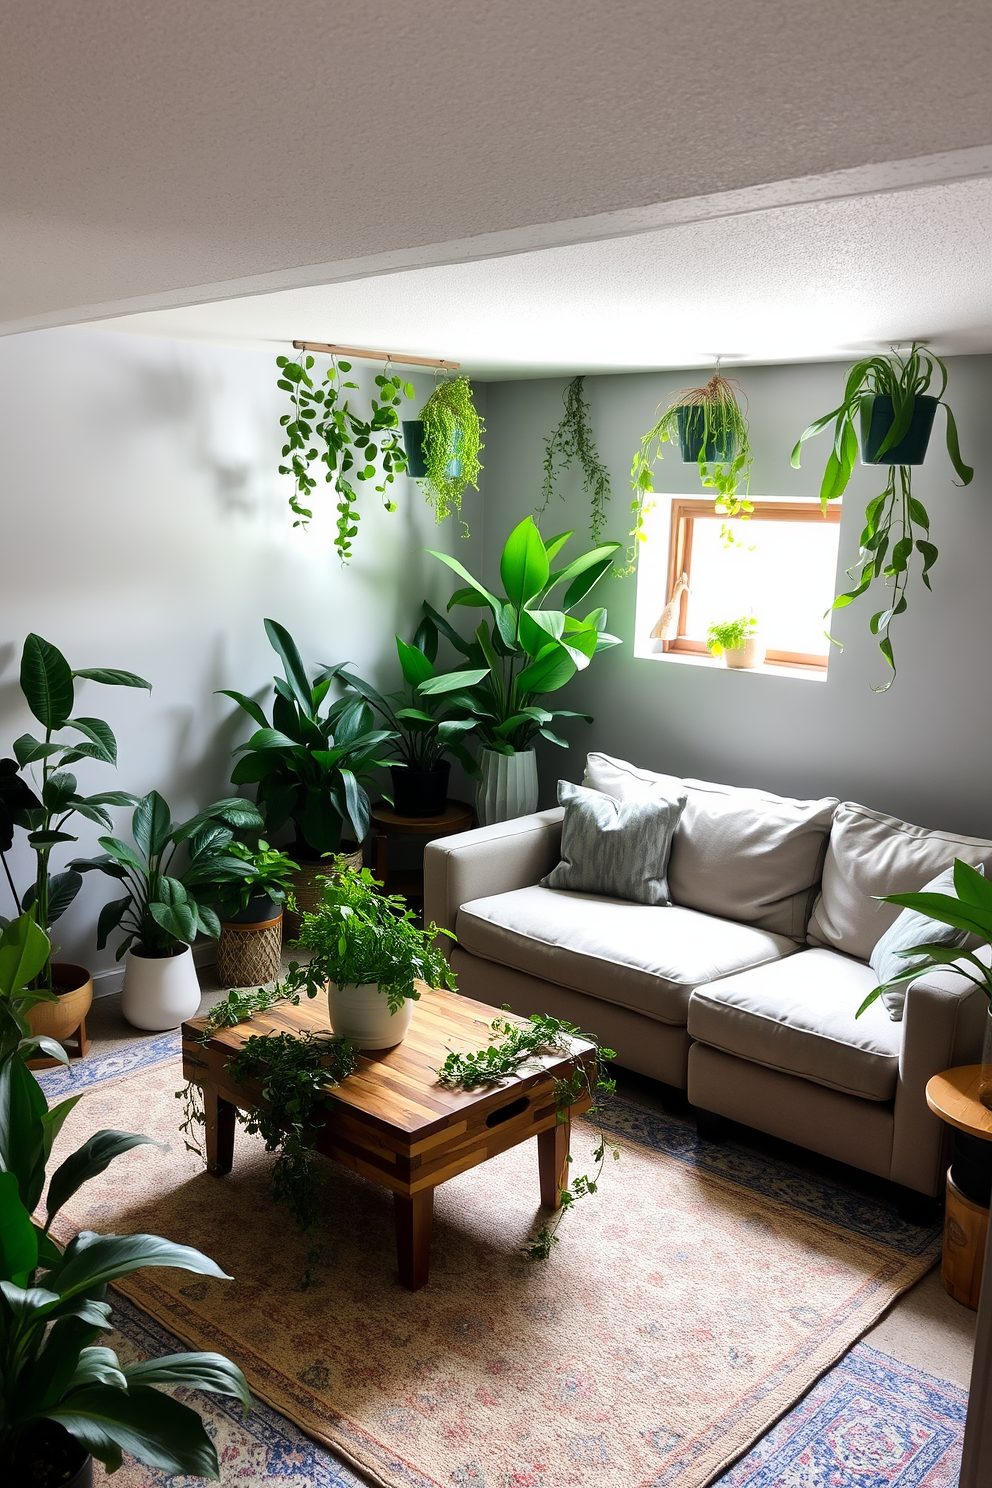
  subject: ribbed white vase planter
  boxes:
[476,748,539,826]
[121,944,201,1031]
[327,982,414,1050]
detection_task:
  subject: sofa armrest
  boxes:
[890,958,989,1195]
[423,808,564,948]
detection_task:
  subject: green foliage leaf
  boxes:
[0,1172,38,1282]
[72,668,152,690]
[21,634,74,730]
[47,1384,220,1478]
[500,517,550,608]
[47,1131,166,1224]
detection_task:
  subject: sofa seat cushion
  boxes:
[687,948,902,1101]
[456,885,798,1026]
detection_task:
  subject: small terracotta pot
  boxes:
[27,963,93,1067]
[724,637,765,669]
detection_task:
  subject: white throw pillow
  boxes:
[869,863,980,1021]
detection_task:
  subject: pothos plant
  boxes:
[538,376,613,545]
[276,352,414,563]
[627,372,753,569]
[437,1012,618,1259]
[414,375,484,526]
[791,344,973,689]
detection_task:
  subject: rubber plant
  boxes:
[409,375,484,527]
[0,913,251,1482]
[276,351,414,563]
[791,344,973,689]
[627,371,753,570]
[538,375,613,545]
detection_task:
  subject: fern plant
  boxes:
[412,376,484,526]
[626,372,752,571]
[538,376,613,544]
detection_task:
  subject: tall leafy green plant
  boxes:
[222,620,397,855]
[276,352,413,563]
[791,344,973,689]
[414,375,484,526]
[0,914,251,1481]
[537,376,613,545]
[0,634,150,988]
[427,517,621,754]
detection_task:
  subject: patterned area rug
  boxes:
[41,1040,944,1488]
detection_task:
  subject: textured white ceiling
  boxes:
[2,0,992,332]
[92,177,992,377]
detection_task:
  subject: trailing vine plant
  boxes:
[436,1013,618,1259]
[276,351,414,563]
[538,376,613,545]
[414,375,484,527]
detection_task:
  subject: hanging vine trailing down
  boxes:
[538,376,613,546]
[436,1012,619,1259]
[276,352,415,563]
[415,374,484,528]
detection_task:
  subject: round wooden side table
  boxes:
[926,1065,992,1310]
[371,800,474,906]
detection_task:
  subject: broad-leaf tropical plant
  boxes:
[0,634,150,989]
[427,516,622,754]
[222,620,398,855]
[72,793,264,959]
[0,913,252,1482]
[791,343,973,689]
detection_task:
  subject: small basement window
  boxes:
[640,498,842,676]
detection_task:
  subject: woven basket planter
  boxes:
[217,914,283,989]
[284,845,364,941]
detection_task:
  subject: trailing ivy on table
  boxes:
[276,352,414,564]
[436,1012,619,1259]
[538,376,613,546]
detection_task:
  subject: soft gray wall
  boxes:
[477,356,992,836]
[0,327,483,987]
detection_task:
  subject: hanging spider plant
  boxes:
[403,375,484,528]
[626,372,752,571]
[791,343,973,690]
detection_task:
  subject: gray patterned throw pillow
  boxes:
[541,779,687,906]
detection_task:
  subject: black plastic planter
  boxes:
[859,394,937,466]
[390,762,450,818]
[402,421,463,481]
[13,1423,93,1487]
[676,405,738,463]
[226,891,282,926]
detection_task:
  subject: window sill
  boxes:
[635,647,829,684]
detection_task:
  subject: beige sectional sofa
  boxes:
[423,754,992,1202]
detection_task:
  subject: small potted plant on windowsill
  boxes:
[706,616,763,670]
[284,862,455,1049]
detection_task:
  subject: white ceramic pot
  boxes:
[476,747,539,826]
[327,982,413,1049]
[121,944,201,1030]
[725,637,765,670]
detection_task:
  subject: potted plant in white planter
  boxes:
[428,516,622,825]
[285,861,455,1048]
[706,616,763,669]
[75,791,263,1029]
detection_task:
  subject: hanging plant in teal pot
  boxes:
[403,376,484,529]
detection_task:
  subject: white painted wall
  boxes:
[477,357,992,837]
[0,327,484,989]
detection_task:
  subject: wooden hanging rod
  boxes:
[293,340,459,371]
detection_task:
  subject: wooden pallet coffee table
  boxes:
[181,987,596,1290]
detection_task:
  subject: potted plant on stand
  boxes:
[74,791,263,1029]
[210,839,299,988]
[403,375,484,527]
[0,633,150,1063]
[791,343,973,689]
[340,631,489,817]
[221,619,398,936]
[706,616,763,669]
[428,516,622,824]
[284,862,455,1048]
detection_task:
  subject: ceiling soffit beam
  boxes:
[4,144,992,340]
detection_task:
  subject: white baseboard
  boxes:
[91,942,218,999]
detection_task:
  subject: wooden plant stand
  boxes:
[926,1065,992,1310]
[182,986,595,1290]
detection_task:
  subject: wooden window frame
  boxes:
[663,498,842,673]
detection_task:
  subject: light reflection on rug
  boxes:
[41,1044,943,1488]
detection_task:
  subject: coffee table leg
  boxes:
[394,1190,434,1290]
[203,1085,236,1175]
[538,1118,570,1209]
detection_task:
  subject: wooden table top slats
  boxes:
[926,1065,992,1141]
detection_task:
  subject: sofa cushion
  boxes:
[456,885,797,1026]
[687,948,902,1101]
[541,778,686,905]
[583,752,837,939]
[807,802,992,962]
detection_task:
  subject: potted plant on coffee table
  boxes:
[74,791,263,1029]
[706,616,763,669]
[284,861,455,1048]
[791,343,973,689]
[0,633,150,1061]
[427,517,622,824]
[340,631,489,817]
[221,620,398,935]
[209,839,299,988]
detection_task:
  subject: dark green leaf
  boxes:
[47,1130,166,1223]
[21,635,74,730]
[47,1385,219,1479]
[72,668,152,690]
